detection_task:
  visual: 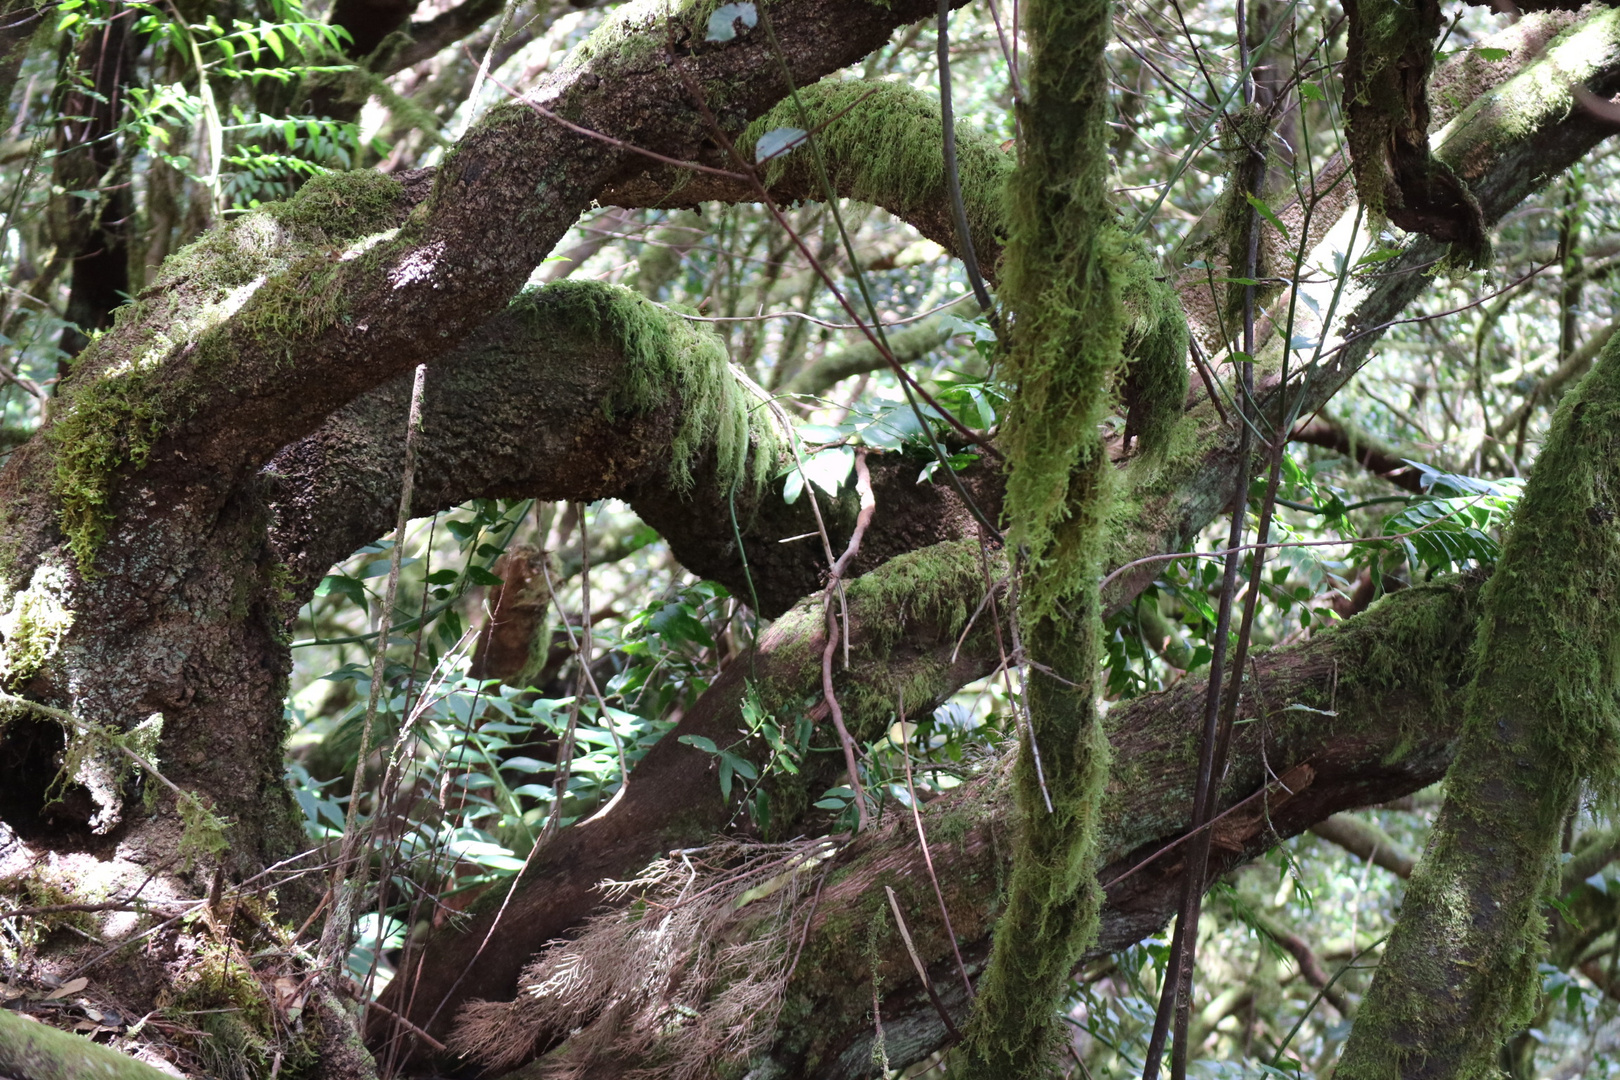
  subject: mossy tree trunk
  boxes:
[0,2,1619,1077]
[1335,302,1620,1079]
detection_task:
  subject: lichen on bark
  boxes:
[954,0,1122,1069]
[1336,317,1620,1078]
[45,169,406,570]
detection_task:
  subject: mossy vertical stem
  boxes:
[1335,303,1620,1080]
[952,0,1123,1067]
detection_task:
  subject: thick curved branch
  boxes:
[600,78,1013,274]
[370,537,1009,1057]
[263,282,1000,618]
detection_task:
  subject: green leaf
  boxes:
[781,468,806,505]
[1298,82,1326,102]
[648,603,715,648]
[1477,46,1510,61]
[678,734,719,754]
[799,446,855,497]
[1244,193,1289,240]
[466,565,504,588]
[314,574,368,613]
[705,1,757,40]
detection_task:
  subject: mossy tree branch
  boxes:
[459,576,1481,1079]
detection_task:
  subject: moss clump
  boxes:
[516,280,781,494]
[47,364,167,569]
[1337,322,1620,1078]
[1117,232,1190,465]
[957,0,1119,1071]
[164,941,277,1080]
[263,169,403,241]
[0,557,75,687]
[740,78,1012,261]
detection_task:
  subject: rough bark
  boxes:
[372,537,1008,1059]
[0,0,980,870]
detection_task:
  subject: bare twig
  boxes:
[898,690,974,1001]
[319,362,429,975]
[885,886,960,1039]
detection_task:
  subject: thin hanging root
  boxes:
[820,451,878,830]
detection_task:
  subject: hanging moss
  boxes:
[954,0,1120,1070]
[515,280,782,495]
[1118,233,1190,465]
[739,78,1013,260]
[1336,325,1620,1078]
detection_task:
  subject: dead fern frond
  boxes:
[450,838,836,1079]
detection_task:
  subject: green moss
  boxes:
[956,0,1118,1070]
[47,364,166,569]
[0,557,75,687]
[165,940,280,1080]
[1118,232,1190,465]
[517,280,782,494]
[1337,321,1620,1077]
[263,169,403,240]
[740,78,1012,260]
[45,171,405,570]
[1342,0,1487,262]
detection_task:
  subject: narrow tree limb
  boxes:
[1310,813,1417,879]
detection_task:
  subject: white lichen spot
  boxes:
[341,227,399,262]
[0,558,75,687]
[390,240,446,289]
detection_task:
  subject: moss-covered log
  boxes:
[1335,285,1620,1078]
[0,1007,179,1080]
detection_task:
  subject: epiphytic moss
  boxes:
[47,170,404,570]
[516,280,782,494]
[0,557,75,688]
[1337,316,1620,1078]
[957,0,1119,1070]
[740,78,1012,259]
[1118,231,1190,465]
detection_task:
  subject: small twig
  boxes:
[884,886,959,1039]
[898,690,974,1001]
[937,0,997,324]
[366,999,449,1053]
[1099,766,1310,890]
[663,292,972,329]
[319,362,429,974]
[820,452,878,829]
